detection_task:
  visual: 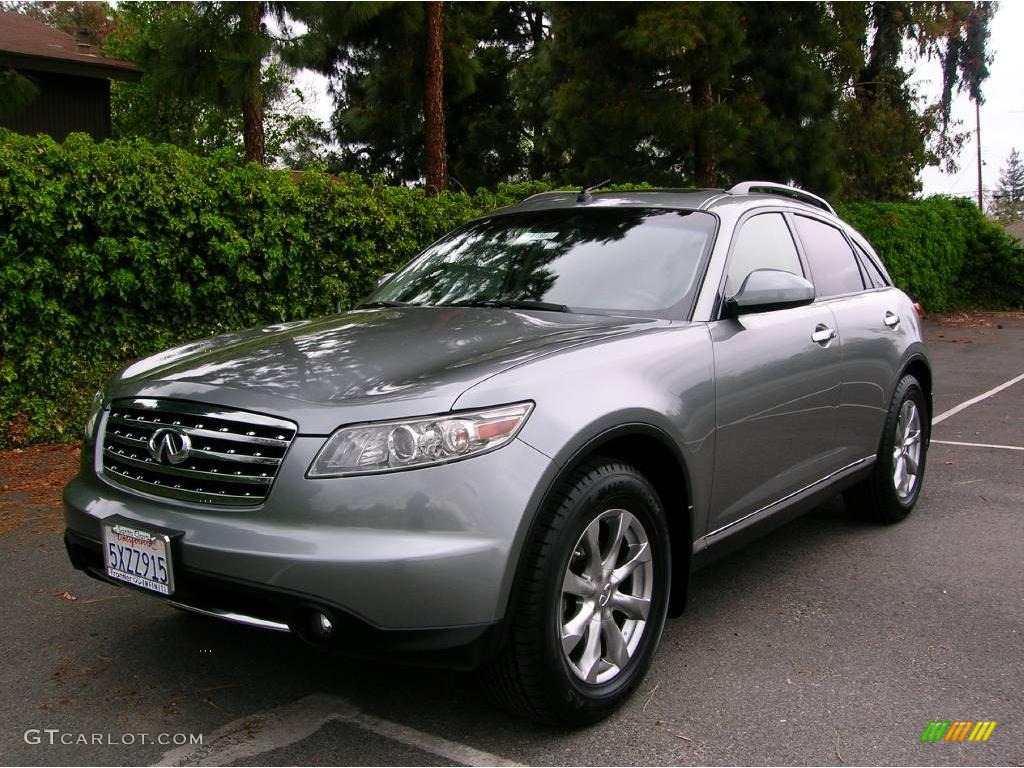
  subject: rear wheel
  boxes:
[482,459,671,725]
[845,374,928,523]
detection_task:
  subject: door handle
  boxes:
[811,324,836,345]
[883,311,901,329]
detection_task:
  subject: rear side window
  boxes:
[793,216,865,297]
[724,213,804,296]
[853,243,889,288]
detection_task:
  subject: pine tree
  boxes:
[991,149,1024,223]
[110,1,277,165]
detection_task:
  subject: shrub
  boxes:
[835,196,1024,311]
[1,129,1020,445]
[0,129,550,445]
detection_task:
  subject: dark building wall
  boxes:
[0,69,111,141]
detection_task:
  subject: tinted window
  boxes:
[794,216,865,297]
[724,213,803,296]
[853,242,889,288]
[372,209,717,316]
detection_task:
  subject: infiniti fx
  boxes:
[65,182,931,724]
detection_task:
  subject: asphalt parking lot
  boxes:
[1,314,1021,767]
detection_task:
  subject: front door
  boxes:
[707,212,842,534]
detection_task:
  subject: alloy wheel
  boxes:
[559,508,654,684]
[892,399,922,500]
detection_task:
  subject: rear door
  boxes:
[791,215,908,466]
[707,212,842,534]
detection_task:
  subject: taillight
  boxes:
[912,302,924,318]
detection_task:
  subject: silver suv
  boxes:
[64,182,931,725]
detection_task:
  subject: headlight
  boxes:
[84,388,105,440]
[308,402,534,477]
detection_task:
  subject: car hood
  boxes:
[109,306,663,432]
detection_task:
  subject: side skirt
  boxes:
[690,456,875,571]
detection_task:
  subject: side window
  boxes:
[793,216,865,297]
[853,242,889,288]
[724,213,804,296]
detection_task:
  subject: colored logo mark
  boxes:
[920,721,997,742]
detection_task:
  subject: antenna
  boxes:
[577,179,612,203]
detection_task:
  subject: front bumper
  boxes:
[64,435,557,635]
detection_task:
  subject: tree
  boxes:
[286,1,544,189]
[0,69,38,117]
[991,149,1024,222]
[101,1,326,167]
[423,1,446,193]
[239,1,266,164]
[127,1,274,164]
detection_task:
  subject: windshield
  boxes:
[367,208,717,317]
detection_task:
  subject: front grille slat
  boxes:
[101,399,297,507]
[107,415,290,448]
[106,449,274,486]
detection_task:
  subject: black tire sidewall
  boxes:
[536,465,671,721]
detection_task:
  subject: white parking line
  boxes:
[932,439,1024,452]
[156,692,521,767]
[931,372,1024,425]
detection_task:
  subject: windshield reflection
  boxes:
[370,208,717,317]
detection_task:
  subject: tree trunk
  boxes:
[526,7,546,179]
[692,77,715,187]
[241,1,265,165]
[424,1,447,194]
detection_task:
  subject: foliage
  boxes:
[0,69,39,117]
[100,1,328,168]
[837,196,1024,310]
[990,148,1024,223]
[1,130,1019,447]
[286,1,997,201]
[0,129,546,446]
[103,1,272,164]
[2,1,1000,198]
[285,1,539,190]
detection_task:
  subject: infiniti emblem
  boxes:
[148,427,192,465]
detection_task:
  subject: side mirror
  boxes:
[376,272,395,288]
[725,269,815,317]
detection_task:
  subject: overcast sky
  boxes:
[916,0,1023,198]
[292,3,1022,200]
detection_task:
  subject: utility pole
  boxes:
[976,99,983,210]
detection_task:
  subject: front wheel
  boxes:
[481,459,671,725]
[845,374,929,524]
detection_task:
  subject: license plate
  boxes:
[101,520,175,595]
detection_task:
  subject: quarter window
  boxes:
[853,243,889,288]
[793,216,865,297]
[724,213,804,296]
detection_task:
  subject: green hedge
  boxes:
[1,129,1021,446]
[0,129,550,445]
[836,197,1024,311]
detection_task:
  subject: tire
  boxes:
[844,374,929,524]
[481,458,671,726]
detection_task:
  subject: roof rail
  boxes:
[728,181,836,216]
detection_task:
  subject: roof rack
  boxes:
[728,181,836,216]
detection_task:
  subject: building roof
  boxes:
[0,10,141,81]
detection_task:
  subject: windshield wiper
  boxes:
[356,300,413,309]
[450,299,571,313]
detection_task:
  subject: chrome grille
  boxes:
[100,399,297,507]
